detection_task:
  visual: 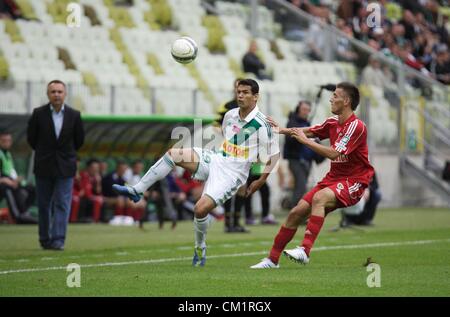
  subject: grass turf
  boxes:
[0,208,449,297]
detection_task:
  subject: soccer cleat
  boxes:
[192,247,207,267]
[250,258,279,269]
[283,246,310,264]
[112,184,141,203]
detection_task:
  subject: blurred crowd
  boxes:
[286,0,450,85]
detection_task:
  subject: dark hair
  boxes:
[234,77,244,86]
[86,158,100,167]
[336,82,360,110]
[238,78,259,94]
[132,159,143,166]
[294,100,311,113]
[116,160,128,167]
[0,127,11,136]
[47,79,66,88]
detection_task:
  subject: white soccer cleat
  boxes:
[283,247,310,264]
[250,258,279,269]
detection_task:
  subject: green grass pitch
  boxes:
[0,208,449,297]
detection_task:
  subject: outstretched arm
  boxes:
[291,128,339,160]
[266,117,315,138]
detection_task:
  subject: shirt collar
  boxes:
[233,105,259,123]
[50,104,65,114]
[340,113,356,126]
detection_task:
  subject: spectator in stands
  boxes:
[242,40,272,80]
[307,17,327,61]
[436,15,449,45]
[70,158,83,223]
[99,161,109,177]
[354,20,371,43]
[102,160,129,220]
[0,127,36,224]
[124,160,144,186]
[283,101,317,209]
[399,10,419,41]
[27,79,85,250]
[280,0,309,41]
[0,0,23,20]
[77,159,104,222]
[123,160,147,222]
[361,55,385,87]
[174,168,203,217]
[429,44,450,85]
[337,0,363,23]
[336,24,358,62]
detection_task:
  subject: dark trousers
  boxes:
[288,159,311,208]
[36,177,73,248]
[245,174,270,219]
[0,183,36,224]
[224,195,245,228]
[345,189,382,225]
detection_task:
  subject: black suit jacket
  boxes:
[27,104,85,178]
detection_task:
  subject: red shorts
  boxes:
[302,178,368,214]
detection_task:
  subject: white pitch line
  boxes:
[0,239,448,276]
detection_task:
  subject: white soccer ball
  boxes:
[171,36,198,64]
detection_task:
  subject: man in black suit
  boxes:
[27,80,84,250]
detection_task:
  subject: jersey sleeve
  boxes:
[309,118,333,140]
[333,120,366,155]
[258,121,280,163]
[221,111,231,137]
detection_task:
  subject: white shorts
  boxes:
[192,147,249,206]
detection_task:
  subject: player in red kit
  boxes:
[251,82,374,268]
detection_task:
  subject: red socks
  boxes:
[269,226,297,264]
[301,215,324,256]
[268,215,325,264]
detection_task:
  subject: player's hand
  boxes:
[246,179,264,197]
[292,128,308,143]
[266,116,281,133]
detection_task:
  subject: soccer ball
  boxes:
[171,36,198,64]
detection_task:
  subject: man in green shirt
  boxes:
[0,128,36,224]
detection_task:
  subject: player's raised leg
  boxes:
[112,148,199,202]
[192,195,216,267]
[284,188,337,264]
[250,199,311,268]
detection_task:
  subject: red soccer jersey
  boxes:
[309,114,374,185]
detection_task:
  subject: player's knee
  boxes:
[291,203,310,218]
[194,203,208,218]
[290,204,304,217]
[312,191,328,206]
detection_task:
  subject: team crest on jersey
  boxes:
[232,124,241,133]
[336,183,344,195]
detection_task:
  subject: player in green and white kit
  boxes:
[113,79,280,266]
